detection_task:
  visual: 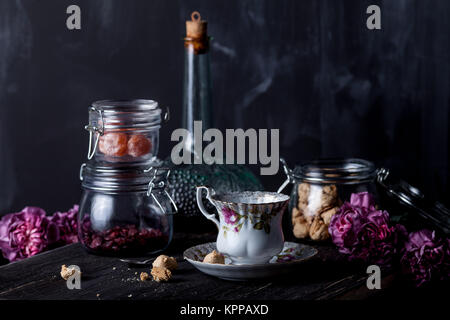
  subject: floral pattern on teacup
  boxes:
[222,207,240,225]
[221,208,244,237]
[251,212,273,234]
[221,207,276,235]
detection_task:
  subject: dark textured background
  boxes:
[0,0,449,215]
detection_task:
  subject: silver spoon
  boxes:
[119,258,155,266]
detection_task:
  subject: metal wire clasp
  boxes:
[277,158,294,193]
[163,106,170,122]
[84,106,104,160]
[79,163,87,181]
[145,167,178,215]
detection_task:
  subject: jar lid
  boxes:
[79,160,168,193]
[89,99,164,130]
[285,158,377,185]
[377,168,450,234]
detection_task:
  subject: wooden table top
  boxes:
[0,233,388,300]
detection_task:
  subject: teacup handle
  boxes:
[196,186,220,229]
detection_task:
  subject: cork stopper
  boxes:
[186,11,207,39]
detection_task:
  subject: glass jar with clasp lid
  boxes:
[78,162,177,256]
[84,99,169,165]
[278,158,450,241]
[277,158,379,241]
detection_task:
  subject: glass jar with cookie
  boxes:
[278,158,378,241]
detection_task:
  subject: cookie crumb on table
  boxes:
[151,267,172,282]
[152,255,178,270]
[60,265,80,280]
[140,272,149,281]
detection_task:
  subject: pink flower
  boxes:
[401,230,449,287]
[349,192,376,212]
[222,207,239,225]
[351,222,406,266]
[329,192,406,266]
[50,205,79,244]
[329,202,366,254]
[366,210,389,230]
[0,207,59,262]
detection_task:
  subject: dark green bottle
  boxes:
[167,12,262,232]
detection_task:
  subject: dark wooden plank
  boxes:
[0,233,383,300]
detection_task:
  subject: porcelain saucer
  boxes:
[183,242,318,281]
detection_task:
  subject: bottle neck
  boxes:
[182,38,213,154]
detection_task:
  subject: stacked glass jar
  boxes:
[78,100,176,256]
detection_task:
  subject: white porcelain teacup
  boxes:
[196,186,289,265]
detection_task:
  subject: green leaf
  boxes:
[254,222,264,230]
[264,223,271,234]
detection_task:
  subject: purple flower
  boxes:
[222,207,239,225]
[0,207,59,262]
[329,192,406,266]
[351,222,398,266]
[401,230,450,287]
[329,203,365,254]
[349,192,376,212]
[51,205,79,244]
[366,210,390,233]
